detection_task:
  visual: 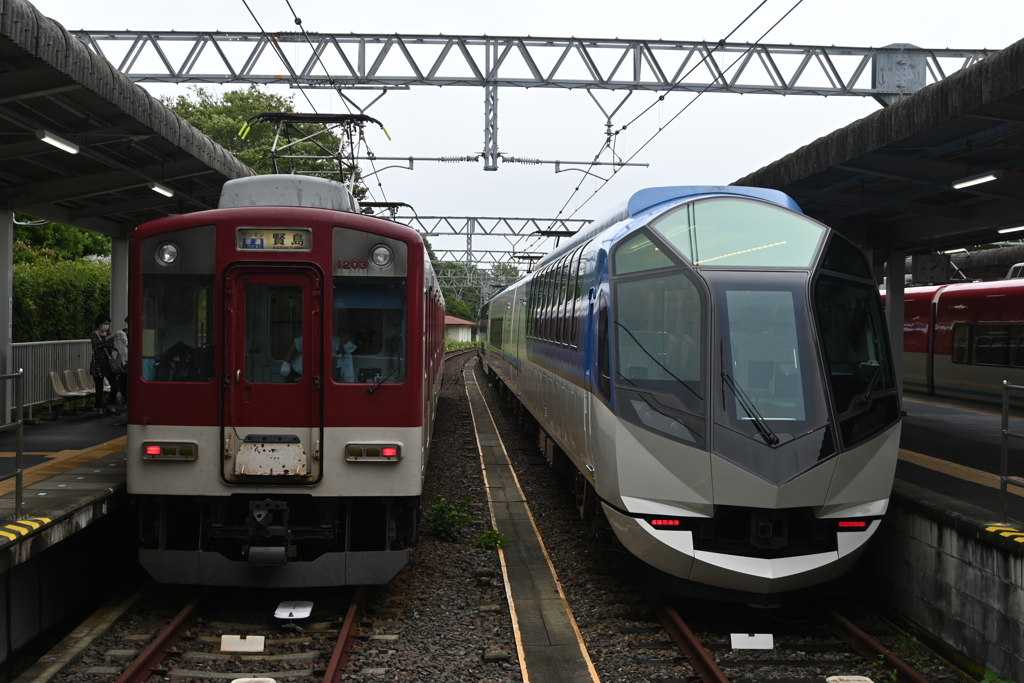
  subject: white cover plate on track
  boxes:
[730,633,774,649]
[220,635,265,652]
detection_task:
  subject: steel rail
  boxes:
[826,609,932,683]
[654,600,731,683]
[323,586,365,683]
[114,593,203,683]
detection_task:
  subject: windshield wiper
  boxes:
[614,322,701,401]
[365,365,400,394]
[722,371,779,446]
[856,364,883,411]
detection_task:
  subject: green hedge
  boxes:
[13,259,111,342]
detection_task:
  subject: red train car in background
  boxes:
[900,279,1024,404]
[127,175,445,587]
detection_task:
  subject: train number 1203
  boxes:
[338,259,368,270]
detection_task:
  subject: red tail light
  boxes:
[650,519,681,527]
[146,445,161,455]
[382,447,398,457]
[838,520,868,530]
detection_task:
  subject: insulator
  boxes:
[439,155,478,163]
[502,156,541,165]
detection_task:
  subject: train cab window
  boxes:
[821,235,873,280]
[814,275,898,446]
[614,231,674,275]
[333,278,406,384]
[141,225,216,383]
[142,275,216,382]
[651,197,824,267]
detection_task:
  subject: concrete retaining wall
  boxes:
[863,480,1024,681]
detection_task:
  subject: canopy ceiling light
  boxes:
[997,225,1024,234]
[149,182,174,197]
[952,170,1002,189]
[35,130,79,154]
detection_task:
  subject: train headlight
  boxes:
[156,242,179,265]
[370,244,393,268]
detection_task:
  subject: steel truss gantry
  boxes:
[72,31,992,169]
[393,215,591,298]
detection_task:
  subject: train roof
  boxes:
[219,175,359,213]
[535,185,801,268]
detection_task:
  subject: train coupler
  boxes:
[246,499,294,565]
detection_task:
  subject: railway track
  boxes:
[649,597,946,683]
[78,587,364,683]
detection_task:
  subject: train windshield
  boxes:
[332,278,407,384]
[707,271,834,479]
[814,275,899,447]
[651,197,825,267]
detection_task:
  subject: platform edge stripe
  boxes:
[33,517,51,524]
[0,530,16,541]
[17,519,40,530]
[5,524,31,535]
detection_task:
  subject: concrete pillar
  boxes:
[885,250,905,402]
[0,211,12,421]
[110,238,128,331]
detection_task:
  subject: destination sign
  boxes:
[236,228,312,252]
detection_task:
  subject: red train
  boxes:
[900,279,1024,404]
[127,175,445,587]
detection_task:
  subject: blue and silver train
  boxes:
[479,186,900,600]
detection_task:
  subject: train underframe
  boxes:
[136,493,419,586]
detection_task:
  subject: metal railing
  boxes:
[0,370,25,519]
[999,380,1024,523]
[10,340,92,412]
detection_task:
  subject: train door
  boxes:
[223,266,323,482]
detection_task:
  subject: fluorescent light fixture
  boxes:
[952,170,1002,189]
[35,129,78,154]
[149,182,174,197]
[998,225,1024,234]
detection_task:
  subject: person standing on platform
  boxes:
[90,313,121,416]
[113,317,129,404]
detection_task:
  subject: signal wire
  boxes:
[561,0,805,222]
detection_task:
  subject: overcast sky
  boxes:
[30,0,1024,261]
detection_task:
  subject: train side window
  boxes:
[598,291,611,399]
[571,250,586,347]
[557,257,571,344]
[564,248,580,346]
[951,325,969,364]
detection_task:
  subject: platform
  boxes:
[0,410,128,664]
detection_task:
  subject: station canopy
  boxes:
[735,36,1024,255]
[0,0,252,238]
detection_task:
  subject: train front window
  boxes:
[141,274,215,382]
[333,278,406,384]
[710,272,830,444]
[651,197,824,267]
[815,275,899,446]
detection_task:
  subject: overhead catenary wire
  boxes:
[561,0,806,223]
[542,0,773,238]
[280,0,391,212]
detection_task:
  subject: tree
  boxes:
[13,215,110,264]
[164,86,366,197]
[487,262,520,288]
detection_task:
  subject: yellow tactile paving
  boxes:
[0,436,125,496]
